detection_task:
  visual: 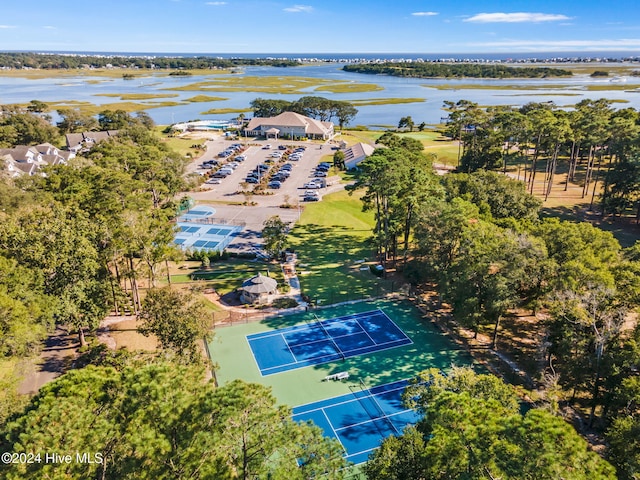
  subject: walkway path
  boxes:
[18,326,77,395]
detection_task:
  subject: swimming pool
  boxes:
[174,206,242,253]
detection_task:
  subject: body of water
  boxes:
[2,58,640,128]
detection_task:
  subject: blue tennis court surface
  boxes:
[292,379,421,465]
[246,310,412,376]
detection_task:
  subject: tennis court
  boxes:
[292,379,420,465]
[247,309,412,376]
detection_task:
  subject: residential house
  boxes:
[65,130,118,153]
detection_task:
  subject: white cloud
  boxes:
[412,12,438,17]
[43,26,56,30]
[284,4,313,13]
[464,12,571,23]
[205,1,227,4]
[0,25,17,29]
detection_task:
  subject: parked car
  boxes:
[281,163,293,170]
[245,177,259,183]
[316,164,330,171]
[277,170,290,178]
[314,170,328,177]
[206,178,222,184]
[234,155,246,162]
[268,180,282,189]
[304,194,320,201]
[278,145,287,150]
[262,144,272,149]
[303,181,322,189]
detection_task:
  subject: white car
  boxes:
[303,182,322,189]
[206,178,222,184]
[263,144,272,149]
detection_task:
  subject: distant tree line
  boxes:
[250,96,358,128]
[0,52,299,70]
[343,62,573,78]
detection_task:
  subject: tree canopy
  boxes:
[1,363,347,479]
[365,368,616,480]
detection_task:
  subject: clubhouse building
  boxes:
[244,112,334,140]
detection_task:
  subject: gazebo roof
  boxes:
[241,272,277,294]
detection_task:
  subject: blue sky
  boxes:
[2,0,640,54]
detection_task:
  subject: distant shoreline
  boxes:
[3,50,640,64]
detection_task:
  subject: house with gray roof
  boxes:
[65,130,118,153]
[343,142,376,170]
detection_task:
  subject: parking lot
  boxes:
[186,135,344,252]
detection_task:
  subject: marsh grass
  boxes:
[315,82,383,93]
[347,97,426,106]
[200,107,253,115]
[95,93,180,100]
[166,75,358,94]
[186,95,229,102]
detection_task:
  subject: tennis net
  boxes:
[313,314,345,360]
[358,379,400,435]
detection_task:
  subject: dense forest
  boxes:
[351,133,640,478]
[441,98,640,218]
[343,61,573,78]
[0,52,300,70]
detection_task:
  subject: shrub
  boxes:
[271,297,298,309]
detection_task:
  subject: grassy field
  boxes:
[289,189,402,304]
[161,258,284,296]
[153,127,205,157]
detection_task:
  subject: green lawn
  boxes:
[290,190,399,304]
[165,258,283,295]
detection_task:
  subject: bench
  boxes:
[324,371,349,382]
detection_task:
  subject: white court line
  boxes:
[333,409,414,432]
[281,332,299,363]
[294,383,410,415]
[321,409,344,452]
[353,317,378,345]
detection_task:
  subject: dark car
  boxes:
[268,180,282,189]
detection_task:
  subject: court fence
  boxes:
[211,292,411,328]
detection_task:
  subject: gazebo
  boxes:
[240,272,278,304]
